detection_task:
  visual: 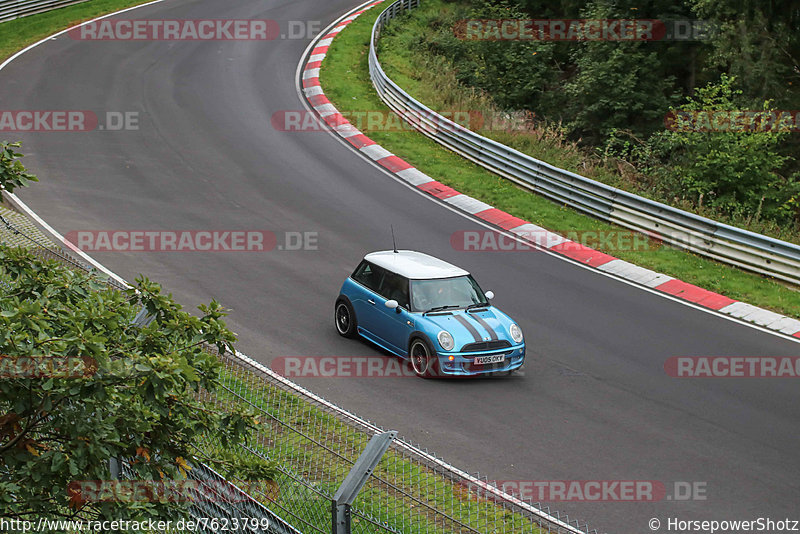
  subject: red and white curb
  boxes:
[300,0,800,341]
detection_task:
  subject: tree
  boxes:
[425,1,557,112]
[0,246,276,523]
[563,0,681,144]
[689,0,800,108]
[0,142,38,199]
[652,74,797,221]
[460,1,557,111]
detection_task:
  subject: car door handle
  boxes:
[368,299,376,305]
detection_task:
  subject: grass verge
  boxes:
[319,2,800,320]
[0,0,155,62]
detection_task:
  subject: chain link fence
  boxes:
[205,349,600,534]
[0,205,127,291]
[1,200,602,534]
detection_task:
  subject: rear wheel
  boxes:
[409,338,439,378]
[335,299,357,338]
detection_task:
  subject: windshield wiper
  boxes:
[465,302,489,310]
[424,305,460,314]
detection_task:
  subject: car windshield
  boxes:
[410,275,487,312]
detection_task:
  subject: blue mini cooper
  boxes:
[335,250,525,377]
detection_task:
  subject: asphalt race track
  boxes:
[1,0,799,530]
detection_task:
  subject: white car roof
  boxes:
[364,250,469,280]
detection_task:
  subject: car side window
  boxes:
[351,261,383,292]
[378,271,410,309]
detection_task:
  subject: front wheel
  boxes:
[409,338,439,378]
[335,299,357,338]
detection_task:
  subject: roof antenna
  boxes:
[391,225,398,253]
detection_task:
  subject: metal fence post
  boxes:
[331,431,397,534]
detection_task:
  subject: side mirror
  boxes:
[485,291,494,300]
[385,300,399,309]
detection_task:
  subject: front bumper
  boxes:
[435,344,525,376]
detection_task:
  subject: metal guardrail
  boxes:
[0,0,89,23]
[368,0,800,286]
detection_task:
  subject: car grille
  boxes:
[460,340,511,352]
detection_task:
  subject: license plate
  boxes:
[473,354,505,365]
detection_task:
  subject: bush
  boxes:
[0,246,276,521]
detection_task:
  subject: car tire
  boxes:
[409,337,439,378]
[334,298,358,338]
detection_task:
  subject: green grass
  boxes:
[319,2,800,320]
[0,0,155,62]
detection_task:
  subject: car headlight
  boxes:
[437,330,455,351]
[509,323,523,344]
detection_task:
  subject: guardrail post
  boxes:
[331,431,397,534]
